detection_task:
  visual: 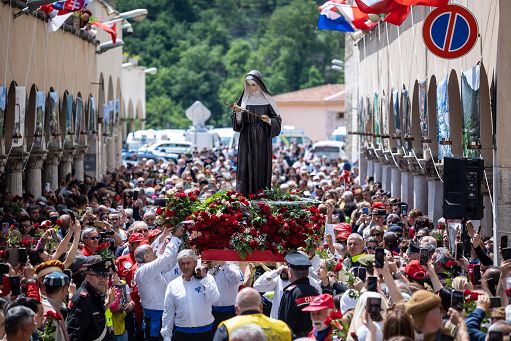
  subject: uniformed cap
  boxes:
[285,251,312,270]
[84,256,114,274]
[302,294,334,312]
[43,271,70,287]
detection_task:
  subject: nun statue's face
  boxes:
[246,79,259,93]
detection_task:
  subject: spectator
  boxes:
[213,287,291,341]
[161,249,220,341]
[5,306,36,341]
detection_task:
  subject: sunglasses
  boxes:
[366,246,376,251]
[136,229,148,233]
[85,236,100,241]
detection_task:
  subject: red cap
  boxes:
[333,223,352,234]
[128,233,145,244]
[404,260,426,281]
[371,201,385,210]
[148,229,162,239]
[336,231,351,241]
[302,294,335,312]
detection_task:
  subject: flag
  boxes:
[354,0,409,25]
[39,0,90,32]
[335,4,379,31]
[355,0,448,25]
[318,1,355,32]
[90,22,117,43]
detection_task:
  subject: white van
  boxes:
[311,140,346,161]
[330,126,347,142]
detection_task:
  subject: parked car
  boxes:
[330,126,347,142]
[140,140,193,157]
[122,151,178,167]
[310,140,346,161]
[210,127,235,147]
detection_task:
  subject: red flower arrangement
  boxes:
[155,190,200,229]
[188,190,248,252]
[186,189,324,259]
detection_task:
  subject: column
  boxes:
[43,151,61,191]
[374,161,382,183]
[391,167,401,199]
[59,149,74,183]
[6,157,24,196]
[382,164,392,192]
[85,135,99,180]
[115,131,123,167]
[413,175,428,213]
[367,159,374,181]
[26,153,45,198]
[401,172,414,206]
[359,152,368,185]
[427,179,443,223]
[73,148,86,181]
[106,137,115,171]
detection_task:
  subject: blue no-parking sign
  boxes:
[423,4,478,59]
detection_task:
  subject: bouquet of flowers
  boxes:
[187,189,324,259]
[155,190,200,229]
[39,310,61,341]
[188,190,250,252]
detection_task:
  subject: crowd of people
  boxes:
[0,142,505,341]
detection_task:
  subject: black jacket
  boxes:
[67,281,112,341]
[278,277,319,338]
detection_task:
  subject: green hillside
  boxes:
[117,0,345,128]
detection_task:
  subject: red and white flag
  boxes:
[355,0,448,25]
[90,22,117,43]
[39,0,91,32]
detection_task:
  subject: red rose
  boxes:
[324,317,332,326]
[55,219,62,226]
[249,240,258,249]
[331,311,343,319]
[250,229,258,237]
[155,207,163,215]
[21,238,32,247]
[114,195,122,202]
[45,309,62,320]
[33,222,39,229]
[0,250,7,259]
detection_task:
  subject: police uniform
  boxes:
[278,251,320,338]
[67,257,113,341]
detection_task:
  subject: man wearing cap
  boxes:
[213,287,291,341]
[405,290,444,340]
[278,251,320,338]
[67,257,115,340]
[34,260,65,298]
[42,272,70,341]
[116,232,146,338]
[302,294,335,341]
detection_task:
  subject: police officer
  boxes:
[278,251,320,338]
[67,256,114,340]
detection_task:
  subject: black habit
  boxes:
[232,104,281,196]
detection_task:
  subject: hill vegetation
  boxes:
[117,0,345,128]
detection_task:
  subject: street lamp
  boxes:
[144,68,158,75]
[104,9,148,25]
[331,59,344,72]
[97,39,124,54]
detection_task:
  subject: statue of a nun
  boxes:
[232,70,282,197]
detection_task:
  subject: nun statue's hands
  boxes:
[261,114,271,125]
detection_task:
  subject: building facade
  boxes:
[274,84,345,142]
[0,0,147,197]
[345,0,507,258]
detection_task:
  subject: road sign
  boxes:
[422,4,478,59]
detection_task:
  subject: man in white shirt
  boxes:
[209,262,242,329]
[134,229,182,340]
[253,265,321,319]
[161,249,220,341]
